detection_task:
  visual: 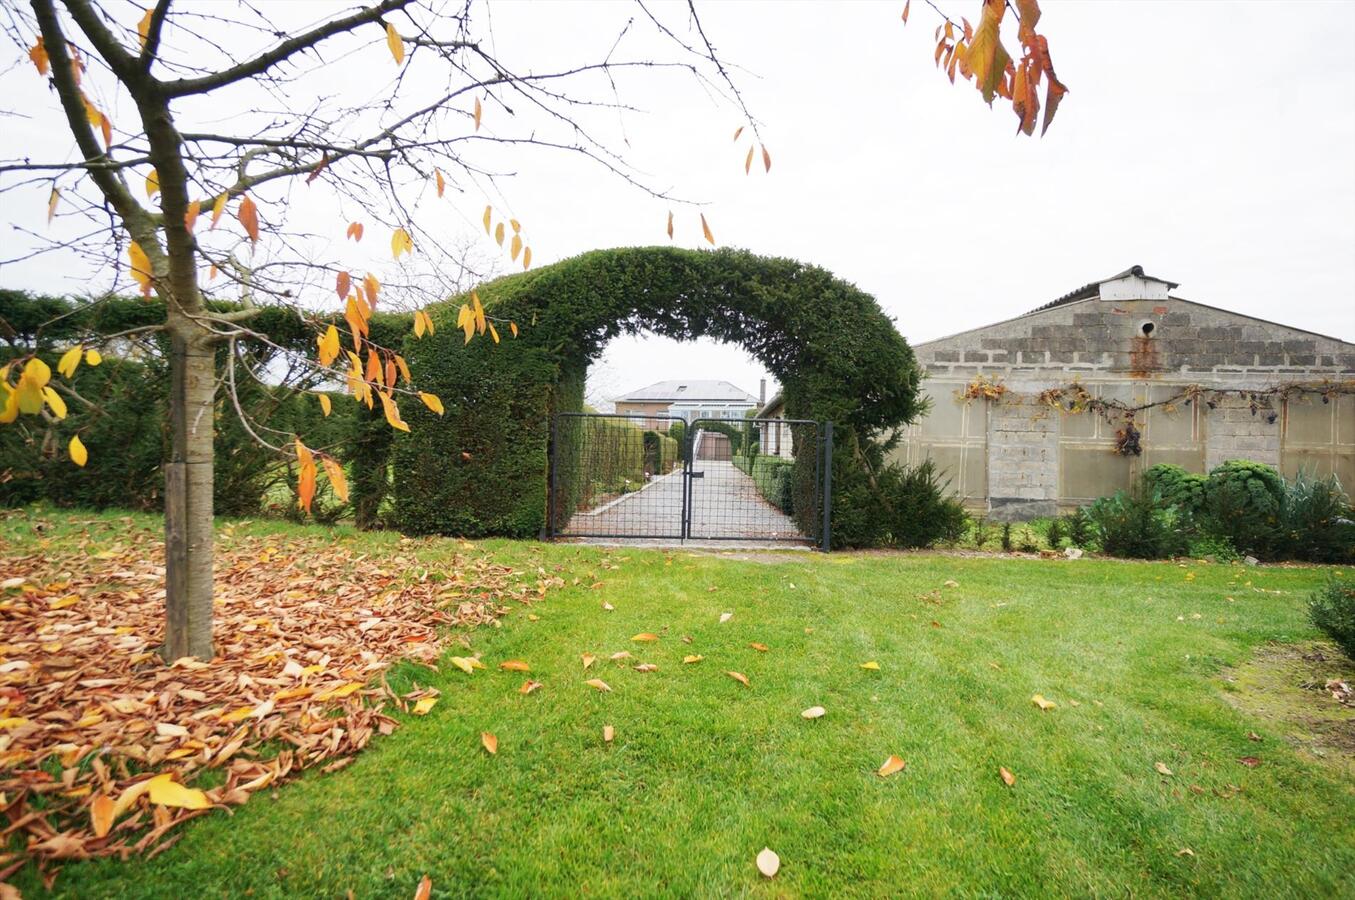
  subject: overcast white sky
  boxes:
[4,0,1353,409]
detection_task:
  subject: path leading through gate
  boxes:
[547,413,830,548]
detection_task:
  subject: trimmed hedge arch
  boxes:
[389,246,924,547]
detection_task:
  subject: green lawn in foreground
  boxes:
[4,508,1353,898]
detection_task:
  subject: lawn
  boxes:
[4,508,1354,897]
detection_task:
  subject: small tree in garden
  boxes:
[1,0,1073,660]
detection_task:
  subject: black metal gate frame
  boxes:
[546,411,833,550]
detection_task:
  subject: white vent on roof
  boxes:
[1099,271,1171,302]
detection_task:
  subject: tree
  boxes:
[1,0,755,660]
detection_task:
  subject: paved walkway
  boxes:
[560,460,808,543]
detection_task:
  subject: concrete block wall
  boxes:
[903,291,1355,520]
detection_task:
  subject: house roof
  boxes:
[755,391,784,417]
[1024,264,1180,315]
[613,379,758,403]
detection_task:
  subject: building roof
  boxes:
[613,379,758,403]
[1025,264,1179,315]
[755,390,784,418]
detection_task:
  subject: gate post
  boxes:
[543,414,559,540]
[820,421,833,552]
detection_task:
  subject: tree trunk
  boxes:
[162,323,216,661]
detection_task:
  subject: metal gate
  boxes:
[546,412,832,548]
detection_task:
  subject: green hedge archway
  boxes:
[390,246,924,547]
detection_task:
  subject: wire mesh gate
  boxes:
[546,412,832,548]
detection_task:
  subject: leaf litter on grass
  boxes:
[0,528,554,884]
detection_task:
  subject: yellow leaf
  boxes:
[210,192,228,229]
[318,324,341,366]
[391,227,413,259]
[84,348,102,366]
[395,354,412,383]
[631,633,659,642]
[499,660,530,672]
[318,394,332,417]
[700,212,714,245]
[321,457,349,502]
[136,8,154,49]
[129,241,152,296]
[473,96,482,130]
[43,386,67,419]
[510,321,519,338]
[801,706,826,719]
[385,22,404,65]
[1154,761,1174,776]
[317,682,363,701]
[50,593,80,609]
[47,186,59,224]
[756,847,780,878]
[510,218,521,233]
[494,221,505,247]
[603,724,614,743]
[749,642,769,652]
[581,653,596,669]
[999,766,1016,786]
[57,345,83,379]
[450,656,476,674]
[184,198,200,232]
[294,437,314,469]
[144,773,211,810]
[682,655,703,664]
[745,145,754,175]
[90,793,115,838]
[481,731,497,754]
[483,205,492,235]
[877,755,907,777]
[379,393,410,432]
[510,233,522,261]
[412,696,438,715]
[726,671,749,687]
[584,678,612,692]
[859,661,880,671]
[420,392,444,416]
[1031,694,1057,711]
[68,434,88,467]
[522,247,532,270]
[666,210,674,240]
[364,272,380,308]
[145,169,159,198]
[218,705,254,723]
[413,308,427,338]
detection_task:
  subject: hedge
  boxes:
[643,430,681,477]
[751,456,795,514]
[392,246,923,546]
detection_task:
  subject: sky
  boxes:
[3,0,1354,410]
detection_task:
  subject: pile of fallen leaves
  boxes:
[0,519,550,886]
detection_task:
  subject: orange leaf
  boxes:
[666,210,674,239]
[29,38,49,76]
[364,273,380,308]
[902,0,910,24]
[748,642,769,652]
[297,460,317,514]
[603,724,614,743]
[414,875,432,900]
[346,221,364,242]
[184,199,200,233]
[499,660,530,672]
[379,393,410,432]
[877,755,907,777]
[474,96,482,130]
[336,271,351,301]
[726,671,749,687]
[481,731,497,754]
[999,765,1016,786]
[237,194,260,243]
[732,125,744,142]
[520,680,542,694]
[744,145,754,175]
[435,169,445,197]
[700,213,714,245]
[762,144,771,173]
[510,321,519,338]
[90,792,115,838]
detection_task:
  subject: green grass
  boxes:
[4,507,1354,897]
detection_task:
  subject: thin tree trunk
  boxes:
[163,324,216,661]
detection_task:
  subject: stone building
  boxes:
[892,266,1355,520]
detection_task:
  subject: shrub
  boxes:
[1045,517,1065,549]
[1088,484,1188,559]
[1001,522,1013,553]
[751,456,795,513]
[642,430,681,477]
[1309,576,1355,660]
[1187,533,1239,562]
[1278,472,1355,564]
[1063,507,1094,548]
[973,516,991,550]
[1142,463,1207,519]
[1203,460,1286,557]
[1017,527,1040,554]
[871,460,969,549]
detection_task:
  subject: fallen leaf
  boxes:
[633,663,657,672]
[756,846,780,878]
[520,680,542,695]
[860,661,880,671]
[1237,756,1261,768]
[1155,762,1174,776]
[414,874,432,900]
[1031,694,1057,711]
[145,773,211,810]
[609,651,632,661]
[1247,732,1262,742]
[603,724,614,743]
[719,612,733,623]
[481,732,497,754]
[1176,847,1195,858]
[749,642,769,652]
[585,679,612,692]
[631,633,659,642]
[877,755,907,777]
[726,671,749,687]
[999,766,1016,787]
[801,706,826,719]
[412,696,438,715]
[499,660,530,672]
[90,792,115,838]
[944,579,959,588]
[582,653,596,669]
[602,602,614,612]
[683,655,704,664]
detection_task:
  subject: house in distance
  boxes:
[893,266,1355,521]
[612,379,762,430]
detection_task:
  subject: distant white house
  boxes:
[613,379,761,430]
